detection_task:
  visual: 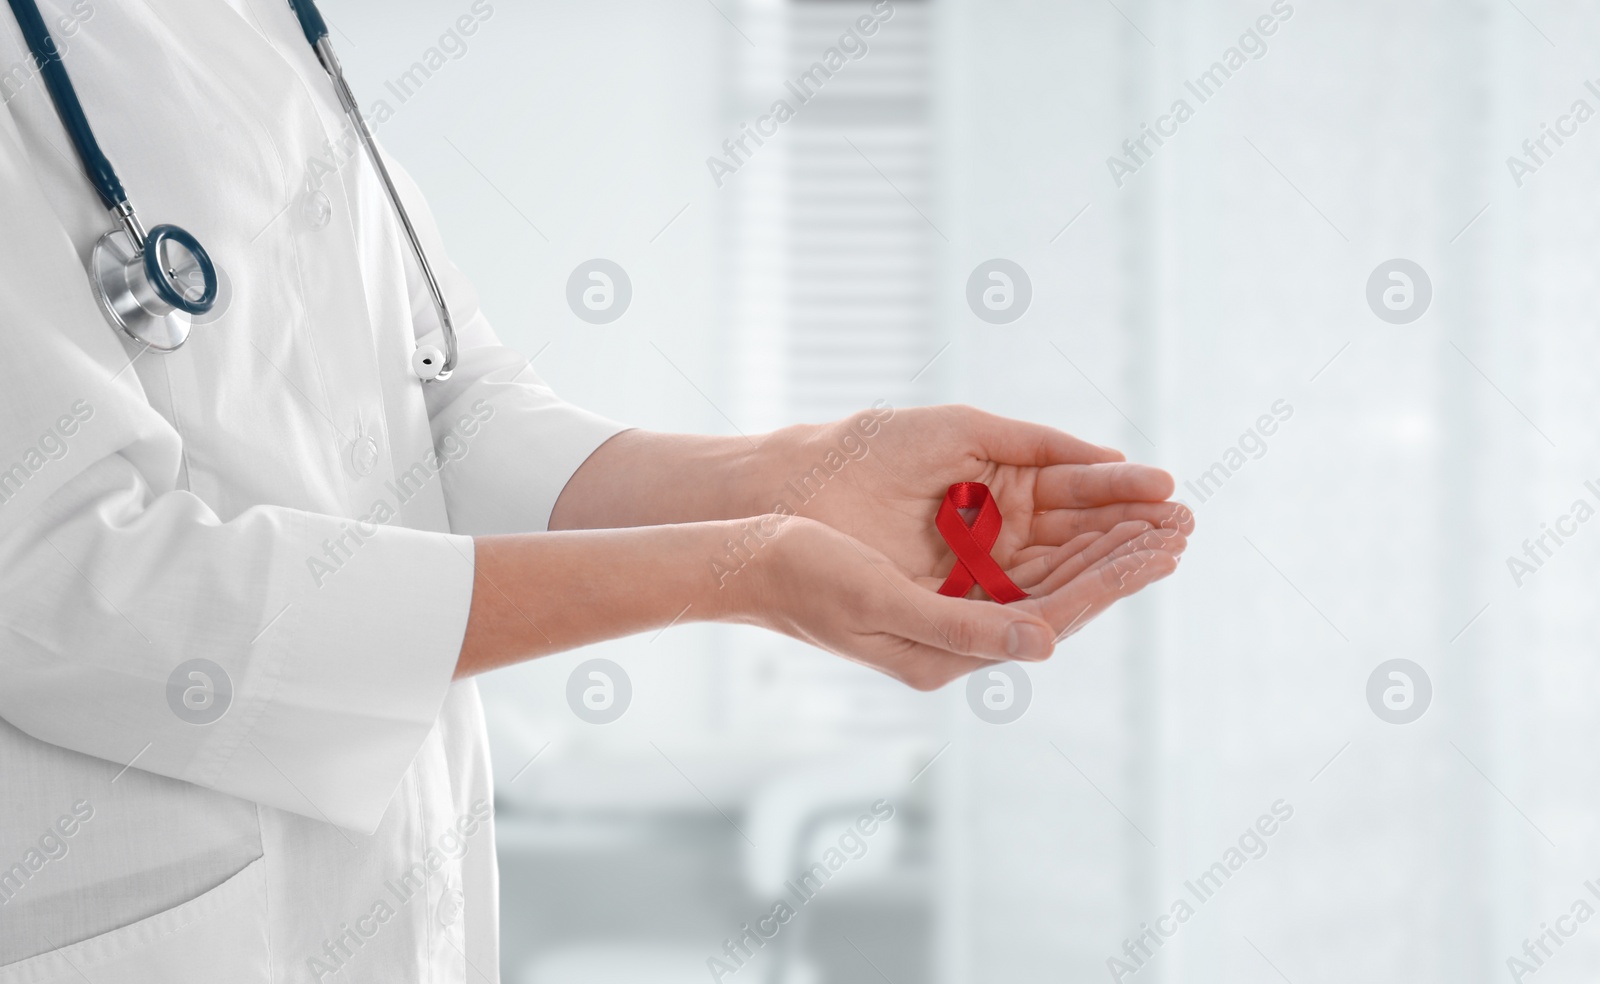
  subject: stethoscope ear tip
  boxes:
[411,344,447,381]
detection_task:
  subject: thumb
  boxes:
[894,590,1057,662]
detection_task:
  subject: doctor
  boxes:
[0,1,1191,982]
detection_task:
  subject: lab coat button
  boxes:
[349,415,380,477]
[301,189,333,230]
[438,887,464,928]
[350,435,379,477]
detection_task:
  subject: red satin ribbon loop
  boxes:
[935,482,1028,604]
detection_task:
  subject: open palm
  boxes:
[791,405,1192,612]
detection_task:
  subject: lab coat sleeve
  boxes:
[0,116,470,834]
[384,158,632,536]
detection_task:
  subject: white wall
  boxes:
[339,0,1600,981]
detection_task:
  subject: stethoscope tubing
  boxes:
[285,0,329,49]
[285,0,459,378]
[311,35,459,379]
[6,0,126,211]
[6,0,459,380]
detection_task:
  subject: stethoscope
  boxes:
[6,0,458,381]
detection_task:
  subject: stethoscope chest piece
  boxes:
[11,0,454,377]
[89,223,217,352]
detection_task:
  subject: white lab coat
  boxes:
[0,2,625,981]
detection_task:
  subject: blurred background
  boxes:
[340,0,1600,981]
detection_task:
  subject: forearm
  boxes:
[548,427,812,530]
[455,520,758,677]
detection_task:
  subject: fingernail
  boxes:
[1006,622,1054,661]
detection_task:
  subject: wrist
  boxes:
[697,512,807,624]
[726,423,824,517]
[744,405,898,521]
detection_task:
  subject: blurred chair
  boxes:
[520,944,725,984]
[515,749,925,984]
[740,755,913,984]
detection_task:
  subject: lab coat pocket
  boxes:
[0,856,271,984]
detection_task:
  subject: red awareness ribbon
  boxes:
[935,482,1028,604]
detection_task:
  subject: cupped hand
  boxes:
[736,514,1185,691]
[786,404,1194,596]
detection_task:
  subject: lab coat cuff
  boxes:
[432,356,631,534]
[207,527,475,834]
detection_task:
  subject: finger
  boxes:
[1034,461,1176,509]
[1007,532,1100,570]
[853,637,1002,692]
[1114,527,1187,557]
[957,406,1125,467]
[915,537,1091,598]
[1032,501,1196,544]
[946,520,1180,599]
[884,586,1059,663]
[1030,530,1186,598]
[1012,521,1155,593]
[1027,523,1184,598]
[1005,532,1102,589]
[1021,548,1180,639]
